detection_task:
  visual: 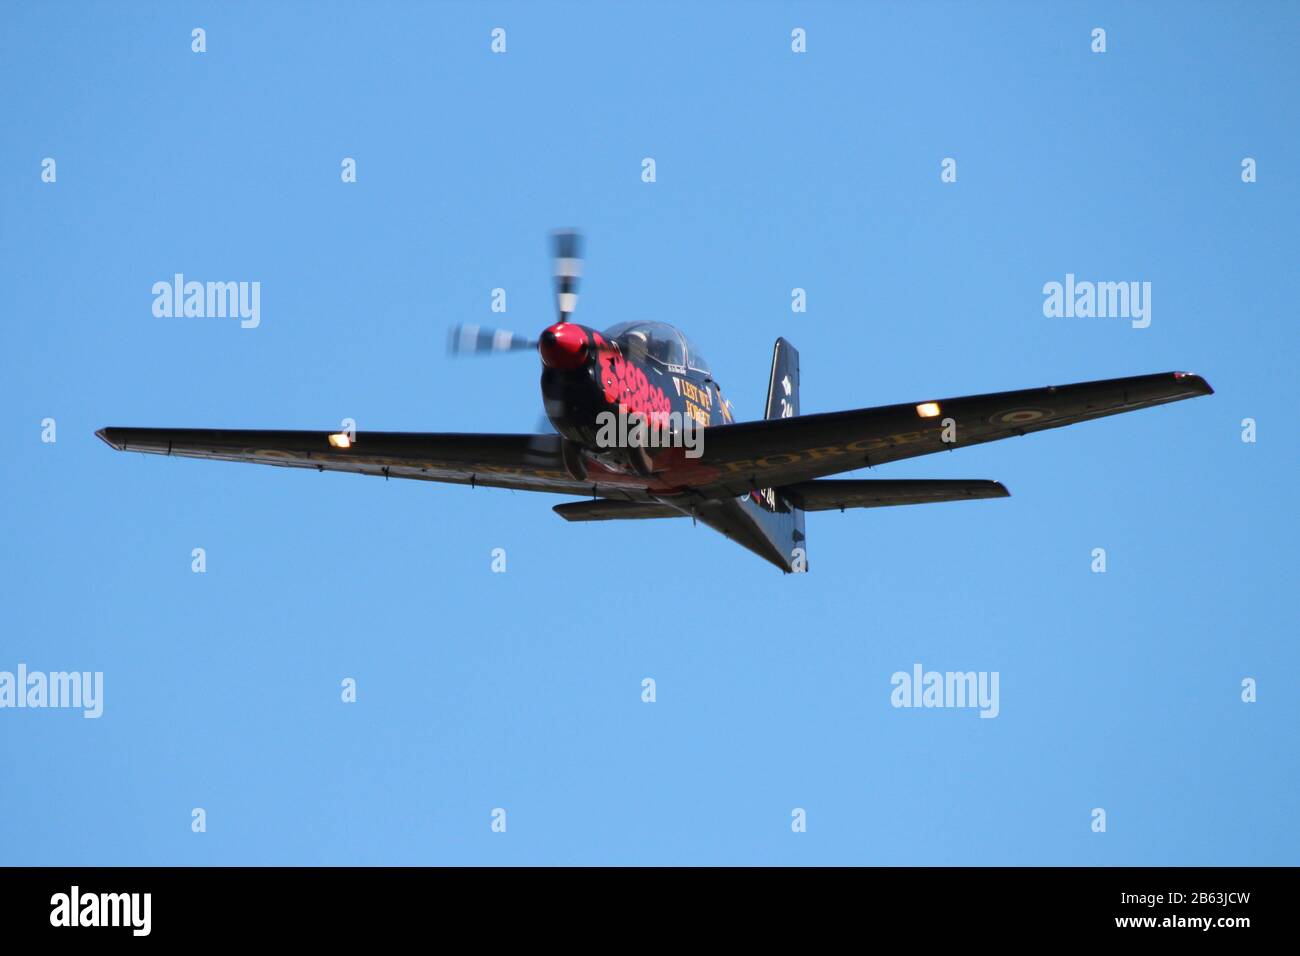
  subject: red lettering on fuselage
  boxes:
[597,341,672,425]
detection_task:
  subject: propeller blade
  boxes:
[448,324,538,357]
[551,229,583,323]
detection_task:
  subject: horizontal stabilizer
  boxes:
[781,479,1009,512]
[553,500,685,522]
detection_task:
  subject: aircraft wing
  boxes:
[96,373,1211,504]
[93,427,624,498]
[689,371,1212,496]
[782,478,1009,512]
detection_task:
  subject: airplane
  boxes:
[96,231,1213,572]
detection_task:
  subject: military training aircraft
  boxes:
[97,231,1213,572]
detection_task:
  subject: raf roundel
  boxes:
[991,408,1052,425]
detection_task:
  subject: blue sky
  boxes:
[1,2,1295,865]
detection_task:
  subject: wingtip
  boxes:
[1174,372,1214,396]
[95,427,122,450]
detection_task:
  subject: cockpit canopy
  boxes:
[603,321,711,375]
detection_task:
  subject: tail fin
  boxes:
[739,338,807,571]
[765,337,800,420]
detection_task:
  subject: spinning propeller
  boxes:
[448,230,585,358]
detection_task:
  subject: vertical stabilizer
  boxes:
[736,338,807,571]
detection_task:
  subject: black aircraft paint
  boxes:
[95,231,1215,573]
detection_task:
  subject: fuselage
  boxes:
[538,319,804,570]
[539,320,734,489]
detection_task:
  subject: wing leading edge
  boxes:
[688,371,1212,496]
[96,372,1211,507]
[93,427,621,499]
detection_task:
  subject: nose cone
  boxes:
[538,322,589,370]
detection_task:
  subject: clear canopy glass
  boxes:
[603,321,710,374]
